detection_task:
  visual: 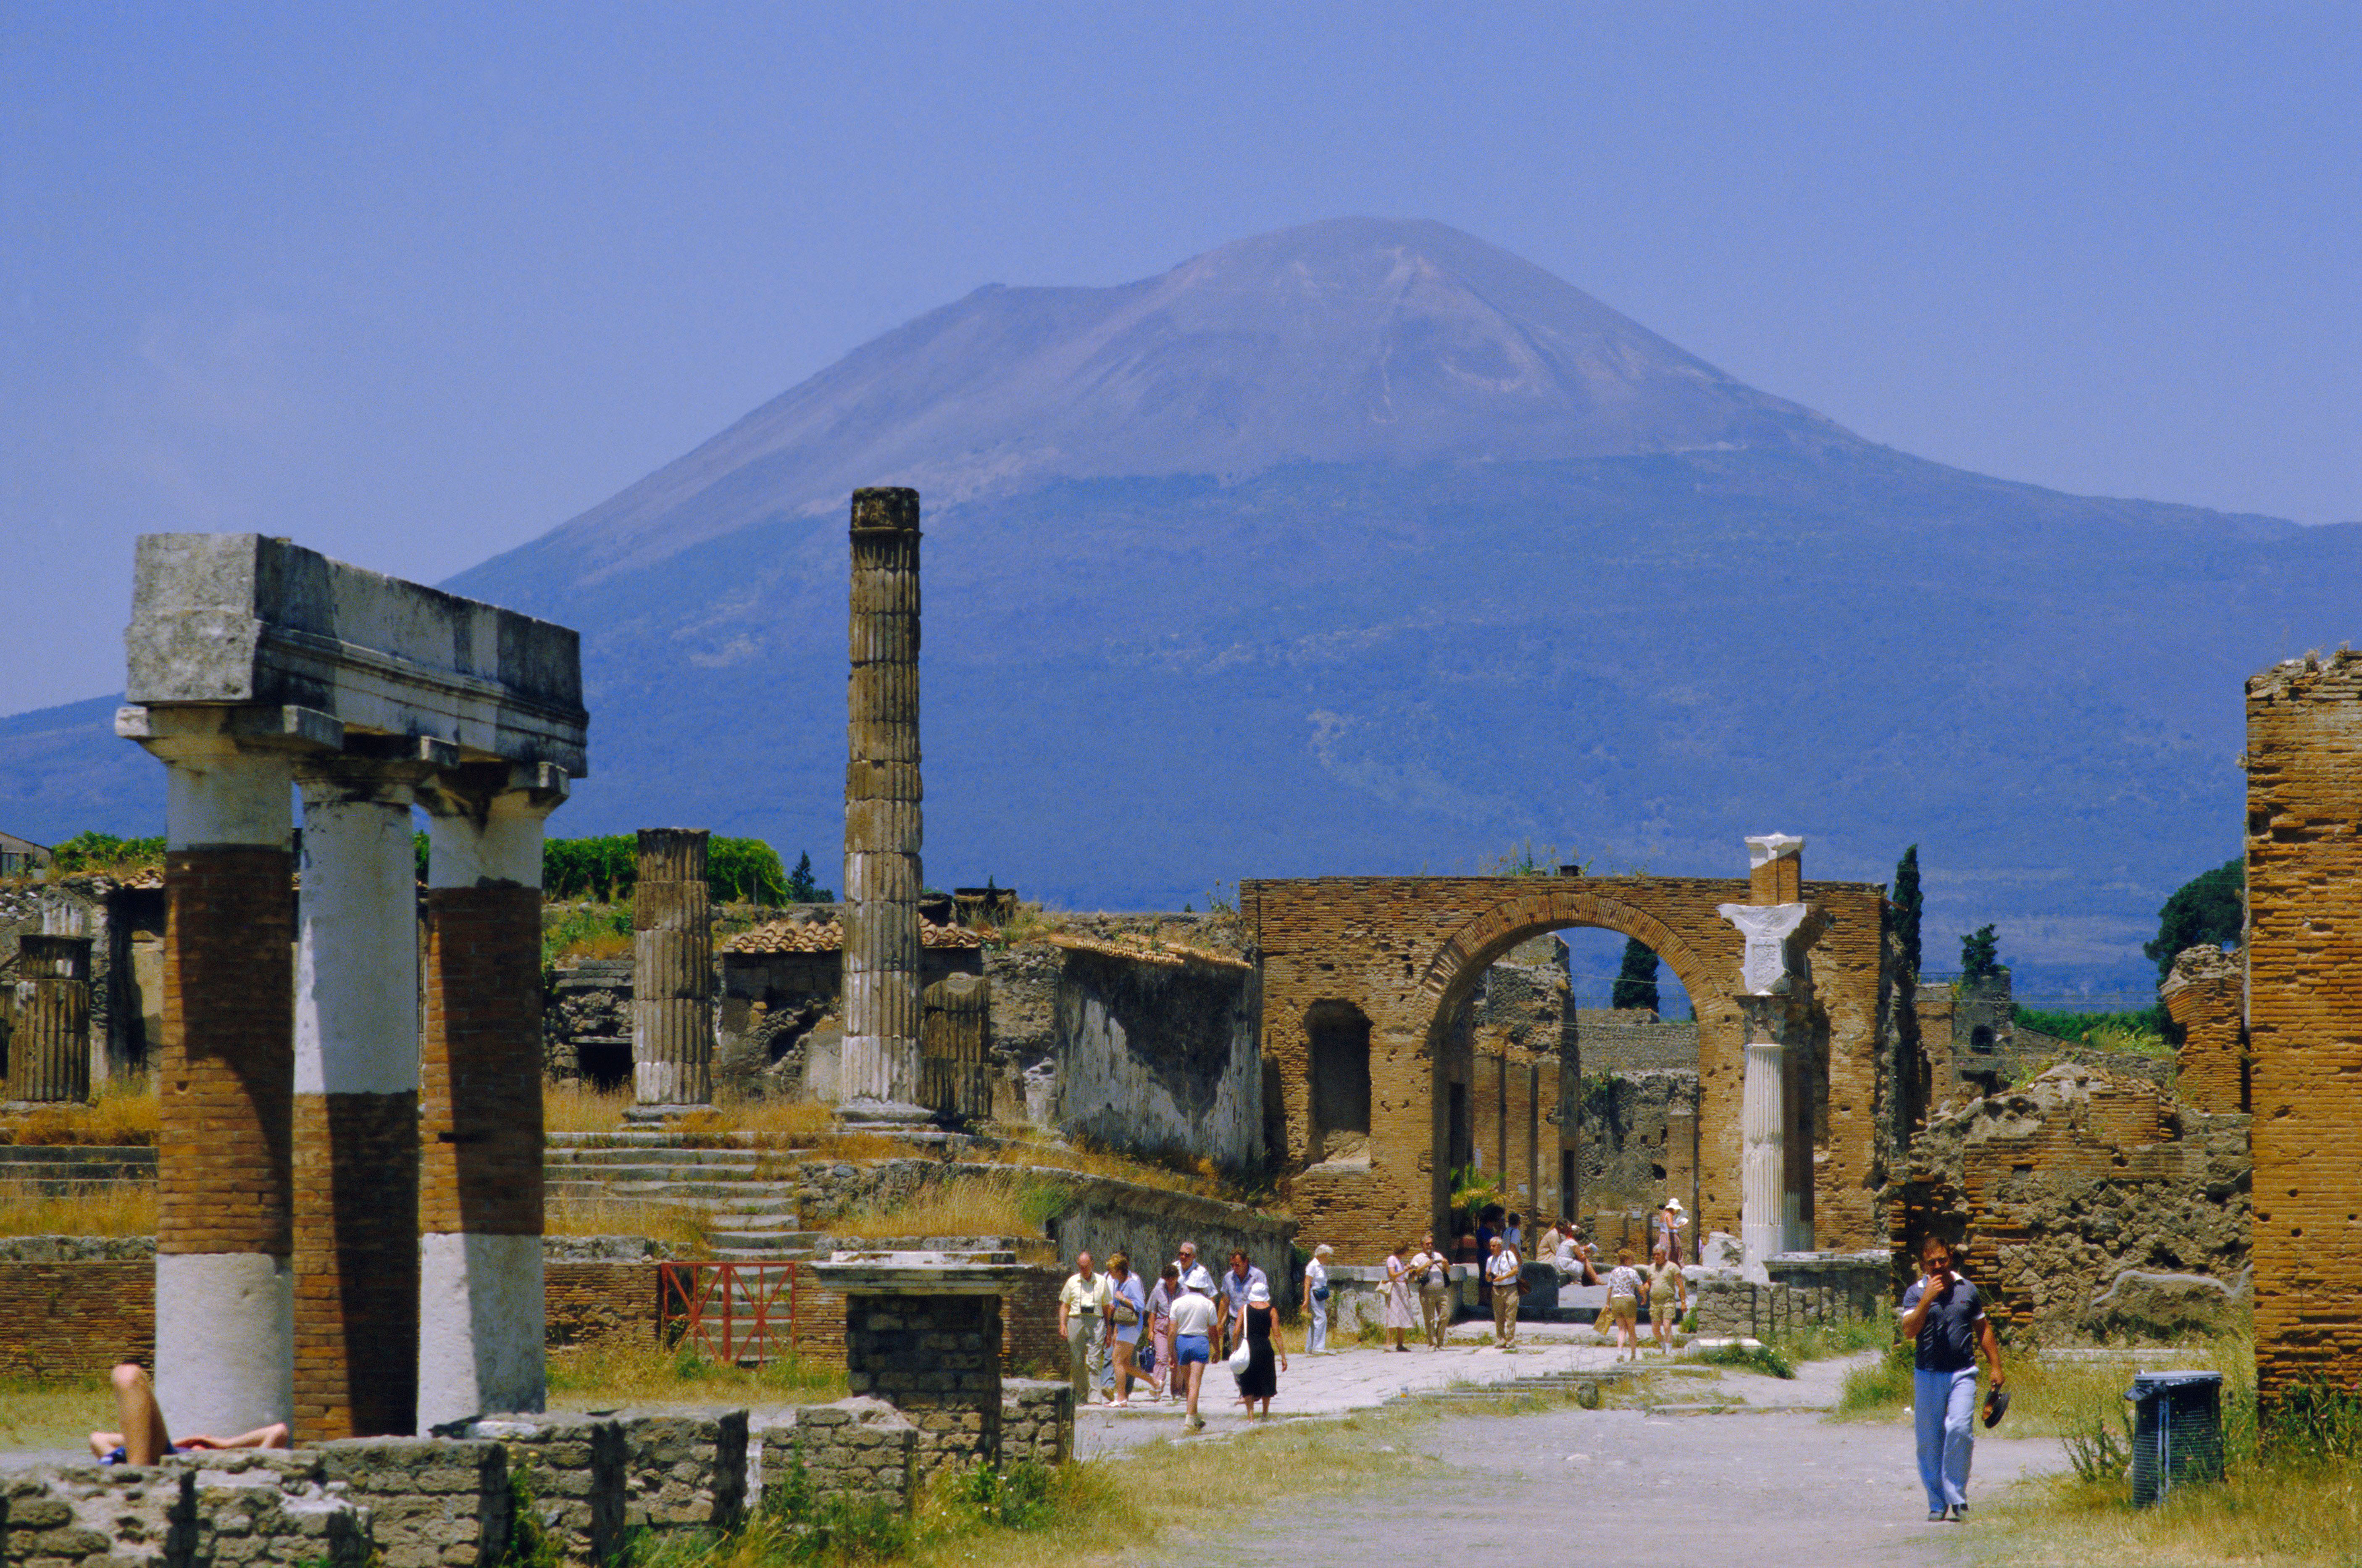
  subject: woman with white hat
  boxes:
[1654,1197,1688,1266]
[1232,1277,1287,1415]
[1303,1244,1334,1355]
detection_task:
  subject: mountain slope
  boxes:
[11,218,2350,997]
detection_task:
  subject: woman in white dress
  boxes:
[1381,1243,1417,1352]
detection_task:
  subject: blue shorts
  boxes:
[1175,1334,1211,1366]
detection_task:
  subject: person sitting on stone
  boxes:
[89,1361,289,1465]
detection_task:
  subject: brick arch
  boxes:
[1413,884,1724,1030]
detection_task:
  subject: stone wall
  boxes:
[2247,650,2362,1410]
[1889,1063,2250,1339]
[1043,1175,1297,1313]
[749,1402,915,1517]
[3,1452,379,1568]
[2163,943,2246,1116]
[1575,1070,1699,1258]
[1687,1253,1887,1339]
[1243,873,1892,1264]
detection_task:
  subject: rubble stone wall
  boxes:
[1889,1064,2250,1338]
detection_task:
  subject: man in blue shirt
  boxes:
[1217,1249,1268,1360]
[1899,1236,2007,1523]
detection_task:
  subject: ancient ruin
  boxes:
[116,532,584,1440]
[631,827,714,1108]
[1244,838,1892,1260]
[2246,650,2362,1414]
[842,487,927,1122]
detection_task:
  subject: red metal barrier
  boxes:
[657,1261,798,1363]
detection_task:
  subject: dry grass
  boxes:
[0,1371,110,1452]
[0,1181,157,1237]
[546,1080,634,1134]
[545,1194,713,1254]
[975,1128,1232,1201]
[1967,1463,2362,1567]
[546,1337,844,1409]
[0,1077,160,1146]
[823,1169,1055,1257]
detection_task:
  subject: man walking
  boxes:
[1217,1248,1268,1361]
[1058,1250,1112,1405]
[1485,1234,1523,1347]
[1899,1236,2006,1523]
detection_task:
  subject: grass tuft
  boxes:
[0,1181,158,1237]
[0,1076,161,1146]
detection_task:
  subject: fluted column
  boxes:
[291,765,420,1439]
[632,828,713,1106]
[843,487,927,1117]
[1738,997,1786,1269]
[8,934,94,1102]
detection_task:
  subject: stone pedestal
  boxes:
[813,1252,1023,1477]
[842,487,927,1116]
[8,933,94,1102]
[632,828,713,1107]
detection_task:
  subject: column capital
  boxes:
[1717,902,1820,996]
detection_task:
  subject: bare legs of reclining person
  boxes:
[88,1363,290,1464]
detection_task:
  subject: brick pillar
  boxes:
[632,828,712,1106]
[2246,654,2362,1415]
[139,729,297,1437]
[291,768,421,1439]
[2162,944,2246,1116]
[418,769,566,1427]
[842,487,927,1115]
[8,934,93,1102]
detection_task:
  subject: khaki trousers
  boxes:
[1492,1284,1520,1345]
[1420,1282,1452,1348]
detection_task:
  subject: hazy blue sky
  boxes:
[4,3,2355,713]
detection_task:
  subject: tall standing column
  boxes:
[842,487,926,1116]
[137,723,297,1438]
[1718,834,1812,1271]
[416,768,566,1429]
[290,768,421,1439]
[632,828,712,1106]
[8,934,94,1102]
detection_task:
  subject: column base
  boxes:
[156,1251,294,1437]
[418,1232,544,1431]
[835,1097,943,1129]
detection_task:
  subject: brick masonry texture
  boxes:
[1888,1064,2250,1336]
[843,1294,1000,1477]
[293,1091,420,1440]
[160,847,294,1258]
[422,886,544,1235]
[2162,947,2247,1116]
[1242,874,1892,1259]
[2247,652,2362,1409]
[0,1259,152,1376]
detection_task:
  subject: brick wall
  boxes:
[292,1091,420,1439]
[0,1259,152,1375]
[2247,652,2362,1409]
[2163,945,2246,1116]
[1244,873,1890,1259]
[160,847,294,1257]
[422,886,544,1237]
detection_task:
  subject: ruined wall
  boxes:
[2247,651,2362,1408]
[2163,943,2246,1116]
[1047,939,1261,1172]
[1576,1071,1699,1258]
[1244,873,1889,1260]
[1889,1064,2250,1339]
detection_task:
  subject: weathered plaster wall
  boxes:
[1049,945,1261,1171]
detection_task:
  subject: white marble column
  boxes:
[1739,1001,1787,1270]
[1719,832,1812,1271]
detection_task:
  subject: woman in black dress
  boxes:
[1233,1279,1288,1415]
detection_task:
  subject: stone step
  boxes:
[545,1146,779,1167]
[545,1179,797,1205]
[543,1164,784,1187]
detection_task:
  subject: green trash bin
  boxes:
[2128,1371,2224,1506]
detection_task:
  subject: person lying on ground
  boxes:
[89,1362,289,1465]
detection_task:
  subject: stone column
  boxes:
[1718,834,1812,1271]
[131,718,297,1438]
[290,766,421,1439]
[8,934,93,1102]
[417,766,566,1429]
[632,828,712,1107]
[919,972,990,1122]
[843,487,926,1118]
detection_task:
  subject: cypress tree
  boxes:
[1612,937,1661,1013]
[1960,924,2002,983]
[1891,845,1924,979]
